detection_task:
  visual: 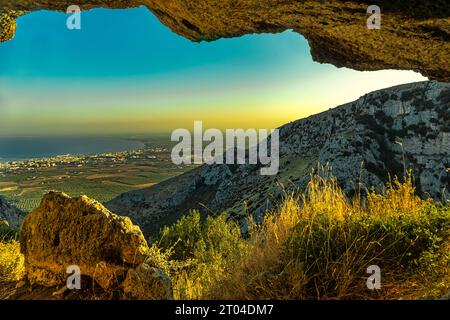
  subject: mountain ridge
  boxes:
[106,80,450,237]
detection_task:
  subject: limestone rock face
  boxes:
[0,196,25,229]
[20,191,149,289]
[107,81,450,238]
[0,1,449,81]
[278,81,450,201]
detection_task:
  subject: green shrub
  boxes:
[156,211,250,299]
[158,211,203,261]
[120,173,450,300]
[284,203,450,298]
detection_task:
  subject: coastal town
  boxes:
[0,147,168,174]
[0,143,196,212]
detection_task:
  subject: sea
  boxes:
[0,136,146,162]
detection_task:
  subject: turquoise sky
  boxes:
[0,6,426,136]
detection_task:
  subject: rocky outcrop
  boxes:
[106,81,450,237]
[281,81,450,197]
[0,196,25,229]
[440,290,450,300]
[122,263,173,300]
[19,191,172,299]
[0,1,449,81]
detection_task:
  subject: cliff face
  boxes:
[1,1,449,81]
[280,80,450,197]
[106,81,450,237]
[0,196,25,229]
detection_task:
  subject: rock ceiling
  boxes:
[1,0,449,81]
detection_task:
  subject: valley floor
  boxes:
[0,143,196,212]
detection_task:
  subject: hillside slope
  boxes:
[106,81,450,237]
[0,196,25,229]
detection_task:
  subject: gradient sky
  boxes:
[0,6,426,136]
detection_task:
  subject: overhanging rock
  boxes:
[0,0,449,81]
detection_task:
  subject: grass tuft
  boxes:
[0,239,24,282]
[1,171,449,300]
[151,171,450,300]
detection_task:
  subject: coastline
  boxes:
[0,136,146,163]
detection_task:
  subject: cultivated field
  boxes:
[0,139,196,212]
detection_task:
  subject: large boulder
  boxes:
[20,192,149,289]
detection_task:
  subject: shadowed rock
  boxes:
[0,0,449,81]
[20,191,149,289]
[122,263,173,300]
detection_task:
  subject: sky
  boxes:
[0,6,427,136]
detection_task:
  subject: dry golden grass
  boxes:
[153,172,450,300]
[0,240,24,282]
[0,171,448,300]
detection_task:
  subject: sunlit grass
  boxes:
[0,239,24,282]
[151,171,450,300]
[1,170,449,300]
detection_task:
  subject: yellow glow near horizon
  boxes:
[0,8,430,137]
[0,70,427,135]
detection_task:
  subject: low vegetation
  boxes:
[1,172,449,299]
[149,172,450,300]
[0,222,24,282]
